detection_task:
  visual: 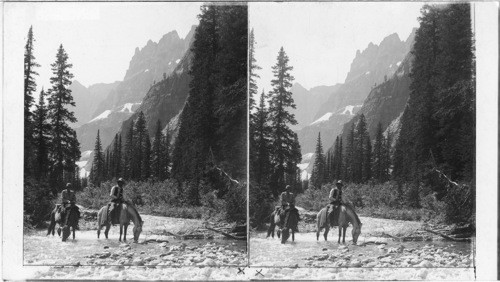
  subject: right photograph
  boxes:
[249,2,475,269]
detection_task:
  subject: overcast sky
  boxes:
[250,2,423,92]
[5,2,201,89]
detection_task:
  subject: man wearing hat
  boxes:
[60,183,80,228]
[279,185,299,231]
[327,180,344,226]
[108,178,126,224]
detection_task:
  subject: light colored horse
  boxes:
[97,203,143,242]
[316,204,362,244]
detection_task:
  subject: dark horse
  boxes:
[97,202,143,242]
[47,205,79,242]
[266,207,299,244]
[316,204,362,244]
[280,209,299,244]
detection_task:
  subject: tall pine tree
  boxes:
[310,132,325,189]
[24,26,41,176]
[47,44,80,190]
[90,130,104,186]
[33,88,50,180]
[267,47,302,196]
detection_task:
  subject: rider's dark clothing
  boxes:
[59,189,80,226]
[108,185,124,224]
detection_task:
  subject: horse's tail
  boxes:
[47,209,56,236]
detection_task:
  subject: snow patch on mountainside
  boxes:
[120,103,140,113]
[301,170,310,181]
[76,160,89,178]
[396,61,402,66]
[145,69,149,72]
[176,59,180,64]
[302,153,314,162]
[89,110,112,123]
[81,150,92,159]
[365,71,370,75]
[310,113,333,125]
[341,105,357,115]
[297,163,309,170]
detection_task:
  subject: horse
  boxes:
[316,203,362,244]
[266,209,282,239]
[47,205,79,241]
[280,209,299,244]
[97,202,144,242]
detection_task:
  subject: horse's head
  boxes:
[352,224,362,245]
[133,221,144,243]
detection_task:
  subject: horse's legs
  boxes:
[104,224,110,239]
[342,227,346,243]
[266,221,274,238]
[324,227,329,241]
[97,223,101,239]
[123,224,128,242]
[338,227,342,244]
[292,230,295,242]
[119,224,123,242]
[73,227,75,240]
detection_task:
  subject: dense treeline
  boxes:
[88,4,248,222]
[249,37,302,227]
[307,3,474,225]
[24,26,81,226]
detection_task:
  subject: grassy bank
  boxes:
[77,180,246,223]
[295,181,473,224]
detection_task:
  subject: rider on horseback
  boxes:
[327,180,343,226]
[60,183,80,229]
[108,178,126,224]
[280,185,299,232]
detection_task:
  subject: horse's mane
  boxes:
[344,203,361,226]
[124,202,143,223]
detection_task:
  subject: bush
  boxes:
[443,182,475,224]
[249,183,274,229]
[24,177,56,227]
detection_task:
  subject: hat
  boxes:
[66,183,72,188]
[117,178,126,184]
[336,180,343,186]
[285,185,291,190]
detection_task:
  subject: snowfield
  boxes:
[341,105,358,115]
[301,153,314,162]
[89,110,112,123]
[81,150,92,159]
[310,113,333,125]
[120,103,140,113]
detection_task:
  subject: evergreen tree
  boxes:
[252,90,272,186]
[344,123,355,182]
[266,47,302,195]
[123,123,135,180]
[47,44,80,190]
[310,132,325,188]
[90,130,104,186]
[373,122,384,182]
[134,112,147,180]
[151,120,163,180]
[33,88,50,180]
[161,131,170,180]
[142,135,152,180]
[249,28,261,112]
[24,26,40,176]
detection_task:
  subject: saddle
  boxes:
[327,204,341,227]
[108,202,123,225]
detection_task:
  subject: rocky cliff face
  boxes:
[75,26,196,154]
[291,83,341,130]
[338,43,414,147]
[296,30,415,155]
[69,80,120,127]
[116,45,193,145]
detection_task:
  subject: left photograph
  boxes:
[18,2,247,267]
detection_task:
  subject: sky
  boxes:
[250,2,423,92]
[5,2,202,89]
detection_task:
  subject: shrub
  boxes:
[24,177,56,227]
[249,183,274,229]
[443,182,475,224]
[223,182,246,222]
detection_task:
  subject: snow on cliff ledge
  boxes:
[310,113,333,125]
[89,110,112,123]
